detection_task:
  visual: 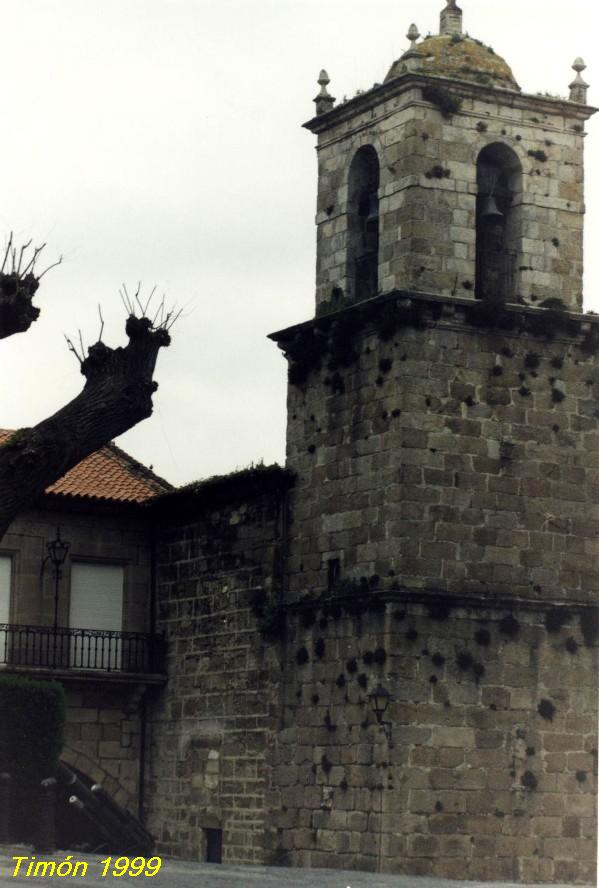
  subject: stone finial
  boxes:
[569,57,589,104]
[440,0,463,36]
[406,23,421,51]
[314,69,336,116]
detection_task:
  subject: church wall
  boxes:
[273,297,599,882]
[147,472,289,864]
[271,599,597,883]
[284,300,599,605]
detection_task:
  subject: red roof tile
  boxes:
[0,430,172,504]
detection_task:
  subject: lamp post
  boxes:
[46,528,70,632]
[368,683,393,745]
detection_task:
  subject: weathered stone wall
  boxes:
[62,680,144,810]
[147,470,290,863]
[271,598,597,883]
[312,79,589,311]
[282,297,599,606]
[270,295,599,882]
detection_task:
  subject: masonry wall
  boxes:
[147,477,288,863]
[62,679,144,810]
[313,80,588,310]
[284,300,599,605]
[272,599,597,883]
[273,296,599,882]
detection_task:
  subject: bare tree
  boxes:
[0,238,174,539]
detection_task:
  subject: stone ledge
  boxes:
[304,72,597,136]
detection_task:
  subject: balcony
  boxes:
[0,623,166,681]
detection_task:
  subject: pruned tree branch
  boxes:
[0,272,40,339]
[0,233,175,541]
[0,314,171,539]
[0,236,61,340]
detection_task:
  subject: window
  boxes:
[69,563,124,669]
[347,145,380,301]
[0,556,10,625]
[0,556,11,664]
[475,143,522,302]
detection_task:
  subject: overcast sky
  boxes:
[0,0,597,486]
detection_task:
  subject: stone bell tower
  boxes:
[268,5,599,882]
[306,1,595,313]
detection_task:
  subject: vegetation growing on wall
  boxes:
[422,85,463,119]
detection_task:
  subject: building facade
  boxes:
[3,2,598,882]
[0,434,169,813]
[144,2,599,883]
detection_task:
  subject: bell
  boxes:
[365,201,379,225]
[480,195,503,220]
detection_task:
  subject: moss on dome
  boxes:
[386,35,519,91]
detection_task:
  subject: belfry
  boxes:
[305,1,593,312]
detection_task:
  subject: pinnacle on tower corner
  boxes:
[440,0,463,36]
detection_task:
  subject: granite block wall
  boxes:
[268,294,599,882]
[281,296,599,608]
[62,680,144,810]
[147,296,599,881]
[147,472,290,863]
[269,598,597,883]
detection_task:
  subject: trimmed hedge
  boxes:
[0,675,66,839]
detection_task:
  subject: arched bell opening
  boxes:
[347,146,380,301]
[475,143,523,302]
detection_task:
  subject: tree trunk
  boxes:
[0,315,170,539]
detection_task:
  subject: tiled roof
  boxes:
[0,430,172,504]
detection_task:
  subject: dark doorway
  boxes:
[205,827,223,863]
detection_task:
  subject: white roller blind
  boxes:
[0,556,11,667]
[0,556,10,625]
[69,563,123,669]
[69,562,123,631]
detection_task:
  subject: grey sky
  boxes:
[1,0,597,486]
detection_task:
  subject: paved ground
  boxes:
[0,848,588,888]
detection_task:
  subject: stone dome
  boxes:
[386,34,520,91]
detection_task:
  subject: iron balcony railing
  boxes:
[0,624,166,675]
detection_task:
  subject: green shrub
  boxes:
[0,675,65,840]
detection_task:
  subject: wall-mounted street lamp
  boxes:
[42,527,70,631]
[368,684,394,745]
